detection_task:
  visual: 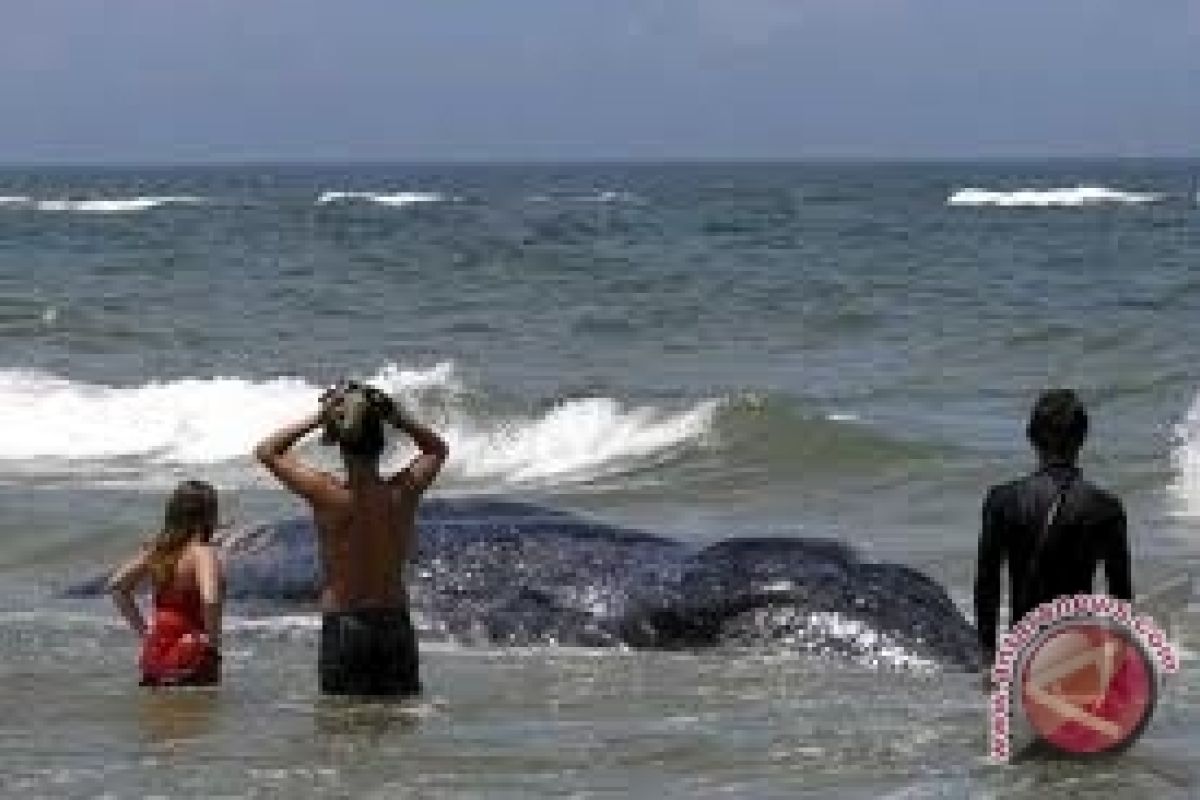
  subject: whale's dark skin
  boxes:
[65,498,980,669]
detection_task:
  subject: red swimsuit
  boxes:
[139,584,219,686]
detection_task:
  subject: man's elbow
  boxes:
[252,442,274,465]
[420,434,448,459]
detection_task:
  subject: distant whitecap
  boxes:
[30,196,206,213]
[947,186,1162,207]
[316,190,446,207]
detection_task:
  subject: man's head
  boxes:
[1027,389,1088,464]
[321,382,387,466]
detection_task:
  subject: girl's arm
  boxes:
[107,548,152,638]
[195,543,223,649]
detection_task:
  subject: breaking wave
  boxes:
[1169,390,1200,517]
[946,186,1163,207]
[0,363,717,490]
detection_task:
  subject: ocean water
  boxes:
[0,161,1197,797]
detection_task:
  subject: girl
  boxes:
[108,480,224,686]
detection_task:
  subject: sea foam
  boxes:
[1170,391,1200,517]
[526,189,641,204]
[947,186,1163,207]
[316,191,446,207]
[0,196,206,213]
[0,363,716,490]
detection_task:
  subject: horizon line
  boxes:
[1,153,1198,171]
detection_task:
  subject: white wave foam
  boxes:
[316,191,446,207]
[227,614,321,633]
[226,612,462,646]
[1169,392,1200,517]
[947,186,1162,207]
[0,363,716,490]
[805,611,937,670]
[0,195,31,205]
[445,396,716,487]
[527,190,641,204]
[745,608,936,670]
[24,196,205,213]
[580,190,640,204]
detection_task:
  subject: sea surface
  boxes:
[0,161,1196,797]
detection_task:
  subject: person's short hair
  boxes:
[338,407,385,461]
[1027,389,1088,460]
[321,381,394,462]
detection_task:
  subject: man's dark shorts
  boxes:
[318,607,421,697]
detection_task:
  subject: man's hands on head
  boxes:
[362,385,401,424]
[252,412,331,504]
[256,382,447,498]
[320,381,411,428]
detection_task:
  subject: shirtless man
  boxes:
[254,382,448,697]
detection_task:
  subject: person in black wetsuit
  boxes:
[974,389,1133,672]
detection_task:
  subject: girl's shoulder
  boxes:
[170,540,212,567]
[185,540,223,569]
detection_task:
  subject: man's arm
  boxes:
[1104,501,1133,601]
[387,409,449,495]
[253,412,336,504]
[974,488,1006,671]
[108,547,151,638]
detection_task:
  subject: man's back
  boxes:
[310,477,419,611]
[974,464,1132,655]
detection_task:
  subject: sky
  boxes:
[0,0,1197,163]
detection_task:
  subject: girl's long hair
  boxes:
[147,480,218,584]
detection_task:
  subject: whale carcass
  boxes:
[65,498,980,669]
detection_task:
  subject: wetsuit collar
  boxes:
[1036,461,1080,488]
[1037,458,1079,473]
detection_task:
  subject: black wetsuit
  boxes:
[318,608,421,697]
[974,464,1133,656]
